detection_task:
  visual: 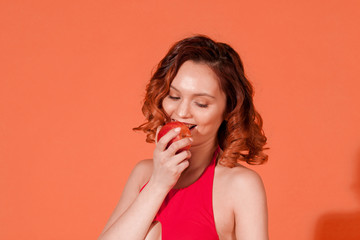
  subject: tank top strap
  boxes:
[191,145,219,188]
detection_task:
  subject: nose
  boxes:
[176,100,191,118]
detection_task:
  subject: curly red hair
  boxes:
[133,35,268,167]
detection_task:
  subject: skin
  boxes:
[98,61,268,240]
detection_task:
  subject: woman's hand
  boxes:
[97,126,191,240]
[149,126,192,191]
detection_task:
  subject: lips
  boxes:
[187,124,197,130]
[171,119,197,130]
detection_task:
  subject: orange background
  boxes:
[1,1,360,239]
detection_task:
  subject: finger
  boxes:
[170,150,191,165]
[157,127,181,151]
[177,159,190,173]
[155,126,162,144]
[167,137,192,155]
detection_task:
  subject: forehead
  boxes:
[171,61,223,96]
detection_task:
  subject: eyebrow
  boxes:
[170,85,216,99]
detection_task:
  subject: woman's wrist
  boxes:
[147,177,172,196]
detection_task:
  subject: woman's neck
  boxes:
[173,140,218,189]
[188,143,218,169]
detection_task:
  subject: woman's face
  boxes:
[162,60,227,147]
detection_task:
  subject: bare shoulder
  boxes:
[98,159,155,237]
[213,163,268,239]
[215,163,268,239]
[133,158,153,173]
[215,163,266,203]
[131,159,154,189]
[216,163,264,187]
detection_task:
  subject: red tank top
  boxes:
[141,147,220,240]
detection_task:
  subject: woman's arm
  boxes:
[98,172,168,240]
[98,160,164,240]
[232,168,269,240]
[98,127,192,240]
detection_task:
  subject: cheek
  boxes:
[196,111,224,128]
[161,98,173,115]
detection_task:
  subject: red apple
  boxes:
[157,121,192,153]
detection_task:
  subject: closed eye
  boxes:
[168,95,180,100]
[196,102,208,108]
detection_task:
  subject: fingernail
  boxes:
[174,127,181,132]
[189,137,193,142]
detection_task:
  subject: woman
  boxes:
[99,35,269,240]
